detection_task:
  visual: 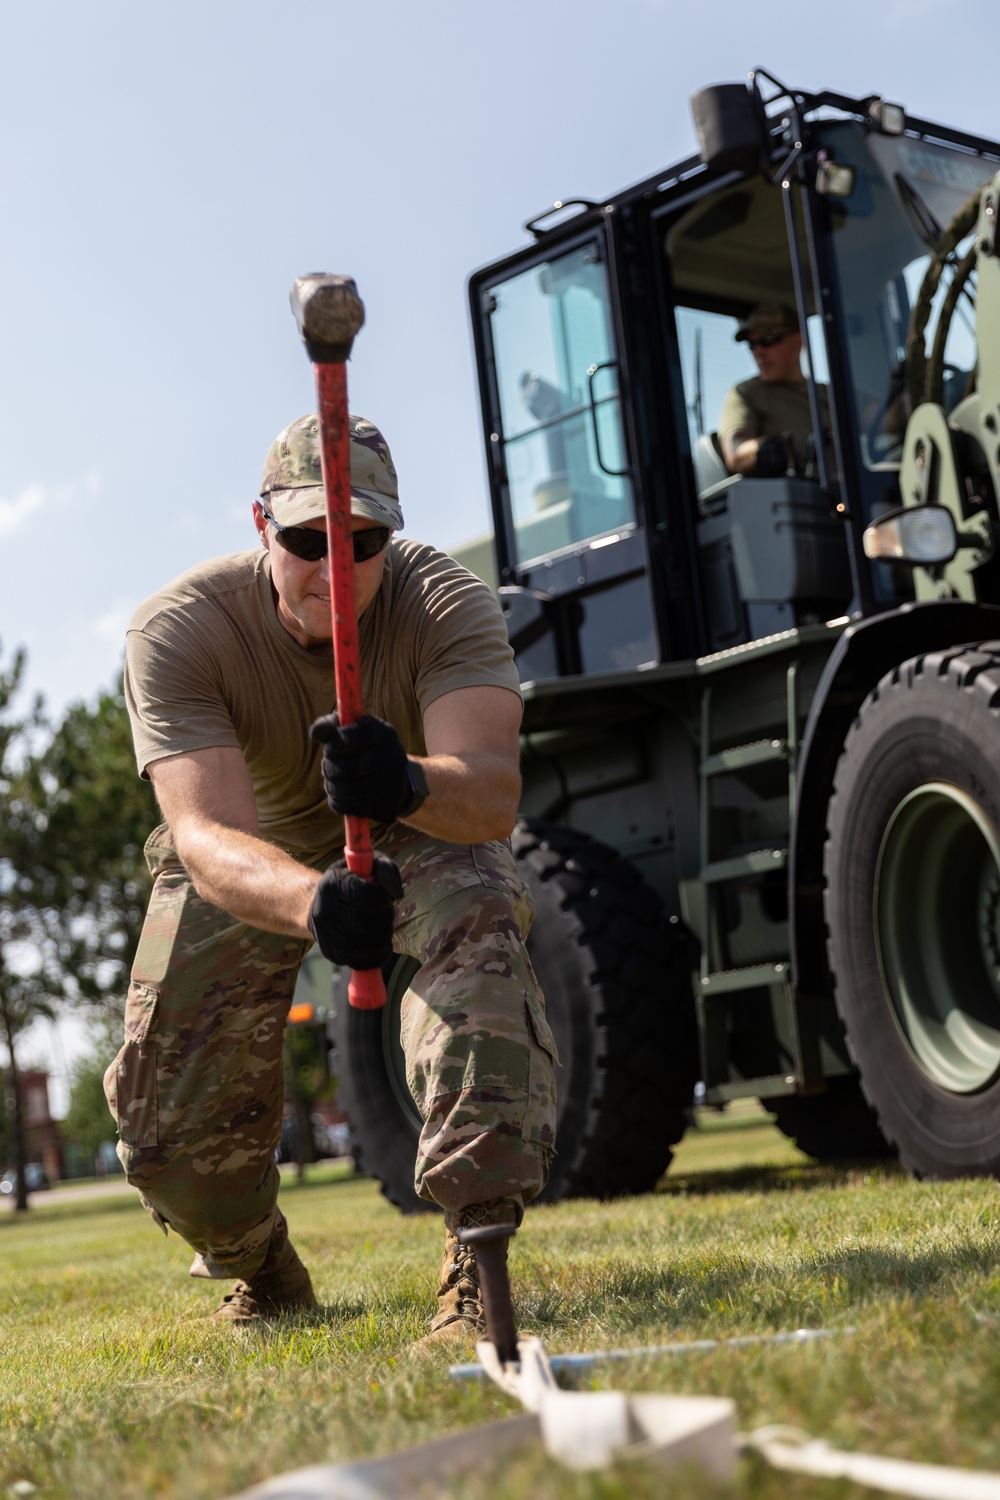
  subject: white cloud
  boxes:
[0,483,47,537]
[0,476,100,538]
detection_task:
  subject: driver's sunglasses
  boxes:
[747,330,791,350]
[261,507,391,564]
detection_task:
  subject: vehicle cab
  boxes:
[468,69,1000,677]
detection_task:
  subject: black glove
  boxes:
[310,712,411,824]
[307,854,404,970]
[753,435,789,478]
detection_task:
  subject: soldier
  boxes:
[719,302,830,477]
[108,413,557,1338]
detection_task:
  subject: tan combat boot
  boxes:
[415,1197,519,1349]
[208,1213,317,1325]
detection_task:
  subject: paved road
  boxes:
[0,1157,354,1209]
[0,1178,136,1208]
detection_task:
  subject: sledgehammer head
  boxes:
[290,274,365,364]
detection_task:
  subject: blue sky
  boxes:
[1,0,992,721]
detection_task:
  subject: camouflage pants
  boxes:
[104,823,556,1280]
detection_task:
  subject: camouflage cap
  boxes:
[734,301,800,343]
[259,413,403,530]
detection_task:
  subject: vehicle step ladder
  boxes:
[696,664,818,1098]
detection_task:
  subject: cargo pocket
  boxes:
[104,981,159,1149]
[523,989,558,1150]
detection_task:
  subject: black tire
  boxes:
[331,953,427,1213]
[824,644,1000,1178]
[331,820,699,1211]
[768,1076,895,1162]
[514,820,698,1199]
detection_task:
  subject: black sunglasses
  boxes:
[746,331,792,350]
[261,507,391,564]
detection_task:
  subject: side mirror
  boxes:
[863,505,958,565]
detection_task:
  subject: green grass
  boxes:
[3,1116,1000,1499]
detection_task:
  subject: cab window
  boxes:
[487,241,636,567]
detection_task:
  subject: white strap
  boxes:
[747,1427,1000,1500]
[475,1336,558,1412]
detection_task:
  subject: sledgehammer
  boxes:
[289,273,384,1011]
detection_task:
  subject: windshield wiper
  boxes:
[894,173,945,250]
[894,171,977,325]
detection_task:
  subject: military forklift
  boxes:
[331,68,1000,1207]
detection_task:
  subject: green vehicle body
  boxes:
[455,70,1000,1175]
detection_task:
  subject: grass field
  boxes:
[3,1107,1000,1499]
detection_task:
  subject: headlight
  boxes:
[863,505,958,565]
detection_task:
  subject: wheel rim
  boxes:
[381,956,423,1133]
[874,781,1000,1092]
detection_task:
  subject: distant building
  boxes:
[4,1069,63,1182]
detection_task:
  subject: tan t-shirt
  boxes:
[718,377,831,471]
[125,539,520,861]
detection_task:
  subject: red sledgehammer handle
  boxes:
[315,363,383,1009]
[290,274,385,1010]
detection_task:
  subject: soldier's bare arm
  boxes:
[718,381,761,474]
[406,684,523,844]
[721,425,762,474]
[148,746,319,938]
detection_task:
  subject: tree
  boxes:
[0,643,158,1208]
[63,1038,120,1169]
[0,640,52,1211]
[12,684,158,1019]
[0,1066,7,1167]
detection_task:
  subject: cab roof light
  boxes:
[863,504,957,565]
[816,155,856,198]
[869,98,906,135]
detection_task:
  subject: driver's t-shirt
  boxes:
[719,377,831,471]
[124,539,520,861]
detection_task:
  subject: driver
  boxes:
[719,302,830,477]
